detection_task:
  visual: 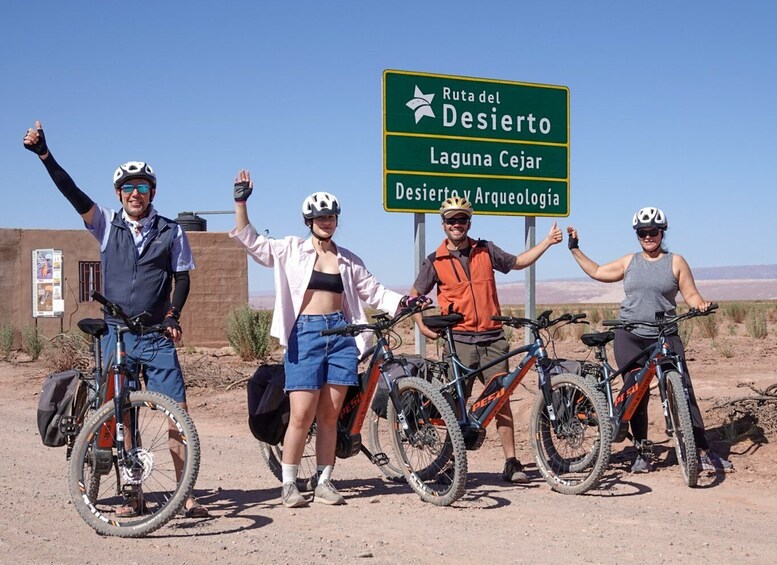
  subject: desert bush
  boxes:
[587,308,602,326]
[679,319,693,348]
[727,322,737,336]
[712,339,735,359]
[0,321,14,360]
[46,330,91,373]
[22,325,45,361]
[723,302,747,324]
[601,307,618,322]
[745,310,768,340]
[695,314,718,339]
[225,304,275,361]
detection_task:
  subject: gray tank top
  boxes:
[620,252,678,338]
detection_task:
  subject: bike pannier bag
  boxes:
[37,369,80,447]
[371,355,427,419]
[247,364,290,445]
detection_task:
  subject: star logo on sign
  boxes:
[406,86,435,123]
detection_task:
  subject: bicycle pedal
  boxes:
[372,452,390,466]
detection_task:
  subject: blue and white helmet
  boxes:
[113,161,156,189]
[632,207,668,230]
[302,192,341,220]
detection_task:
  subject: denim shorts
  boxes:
[284,312,359,391]
[101,326,187,403]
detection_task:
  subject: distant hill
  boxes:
[250,264,777,308]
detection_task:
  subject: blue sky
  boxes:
[3,1,775,293]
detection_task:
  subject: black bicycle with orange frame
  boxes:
[578,304,719,487]
[258,302,468,506]
[425,309,612,495]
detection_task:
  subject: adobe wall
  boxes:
[0,228,247,348]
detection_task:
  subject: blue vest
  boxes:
[101,213,178,325]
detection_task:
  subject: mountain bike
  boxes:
[578,305,719,487]
[426,310,611,495]
[67,291,200,537]
[258,303,468,506]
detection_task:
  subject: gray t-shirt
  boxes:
[620,252,678,338]
[413,240,516,344]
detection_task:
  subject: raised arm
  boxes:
[566,226,629,283]
[233,168,253,230]
[23,120,96,225]
[512,221,563,270]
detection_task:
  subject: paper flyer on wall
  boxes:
[32,249,64,317]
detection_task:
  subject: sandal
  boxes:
[115,497,146,518]
[183,497,210,518]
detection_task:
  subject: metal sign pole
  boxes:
[414,213,426,356]
[524,216,536,344]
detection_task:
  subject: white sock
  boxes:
[317,464,334,484]
[281,463,299,485]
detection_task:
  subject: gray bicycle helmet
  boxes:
[302,192,341,219]
[632,207,668,230]
[113,161,156,189]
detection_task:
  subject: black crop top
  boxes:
[307,270,344,294]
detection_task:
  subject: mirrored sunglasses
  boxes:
[120,183,151,194]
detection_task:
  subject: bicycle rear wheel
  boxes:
[665,371,699,487]
[530,373,612,495]
[68,391,200,537]
[258,424,318,492]
[386,376,467,506]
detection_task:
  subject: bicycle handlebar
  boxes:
[91,291,166,336]
[319,302,431,338]
[491,310,587,330]
[602,303,719,330]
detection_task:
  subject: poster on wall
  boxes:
[32,249,64,317]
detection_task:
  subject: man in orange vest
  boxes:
[411,197,562,483]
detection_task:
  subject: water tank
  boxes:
[176,212,207,232]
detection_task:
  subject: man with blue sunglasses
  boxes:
[23,120,209,518]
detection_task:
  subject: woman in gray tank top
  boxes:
[565,206,732,474]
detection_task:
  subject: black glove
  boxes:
[24,126,48,156]
[163,316,182,334]
[234,180,252,202]
[568,235,579,250]
[400,295,430,309]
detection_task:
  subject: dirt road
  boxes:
[1,351,775,564]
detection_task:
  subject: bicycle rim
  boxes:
[258,424,318,492]
[387,376,467,506]
[530,373,612,495]
[665,371,699,487]
[68,391,200,537]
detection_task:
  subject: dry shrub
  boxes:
[723,302,747,324]
[22,325,45,361]
[695,314,718,339]
[0,321,14,360]
[225,304,276,361]
[746,310,768,340]
[46,331,91,373]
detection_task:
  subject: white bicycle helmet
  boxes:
[632,206,668,230]
[302,192,341,219]
[113,161,156,189]
[439,196,473,218]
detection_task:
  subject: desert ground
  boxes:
[1,305,776,564]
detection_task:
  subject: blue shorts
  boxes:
[101,326,187,403]
[284,312,359,391]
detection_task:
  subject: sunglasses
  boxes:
[637,228,661,238]
[120,183,151,194]
[444,217,470,226]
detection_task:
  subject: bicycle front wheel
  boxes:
[258,424,319,492]
[68,391,200,538]
[387,376,467,506]
[530,373,612,495]
[364,393,406,482]
[665,371,699,487]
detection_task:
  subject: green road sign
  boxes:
[383,70,569,217]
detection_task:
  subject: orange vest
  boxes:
[432,238,502,333]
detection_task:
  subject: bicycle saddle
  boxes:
[422,313,464,331]
[77,318,109,338]
[580,331,615,347]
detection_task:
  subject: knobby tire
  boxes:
[665,371,699,487]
